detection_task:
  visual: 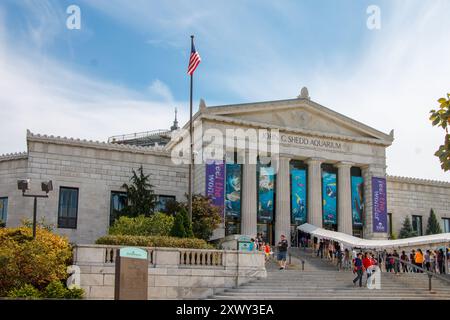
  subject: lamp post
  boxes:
[18,179,53,238]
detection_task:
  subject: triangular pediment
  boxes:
[204,99,392,143]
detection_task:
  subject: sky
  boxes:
[0,0,449,181]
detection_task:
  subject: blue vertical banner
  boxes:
[372,177,387,233]
[225,163,241,219]
[351,176,364,227]
[322,172,337,225]
[258,166,275,222]
[291,169,307,224]
[205,161,225,221]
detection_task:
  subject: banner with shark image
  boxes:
[291,168,307,224]
[224,163,242,219]
[322,171,337,225]
[258,166,275,223]
[351,176,364,227]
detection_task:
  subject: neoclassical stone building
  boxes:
[1,90,449,244]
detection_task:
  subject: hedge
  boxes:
[109,213,174,237]
[96,235,214,249]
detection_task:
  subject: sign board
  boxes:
[372,177,387,233]
[114,247,148,300]
[237,235,252,251]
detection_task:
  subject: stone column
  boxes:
[275,156,291,245]
[306,158,323,227]
[241,151,257,237]
[337,162,353,235]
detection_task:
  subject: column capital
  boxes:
[336,161,354,168]
[305,157,325,165]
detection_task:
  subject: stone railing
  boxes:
[73,244,266,300]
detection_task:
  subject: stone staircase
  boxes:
[210,249,450,300]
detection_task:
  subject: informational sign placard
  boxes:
[372,177,387,233]
[225,163,242,219]
[115,247,148,300]
[351,176,364,227]
[322,172,337,225]
[205,161,225,220]
[237,236,252,251]
[258,166,275,223]
[291,168,307,224]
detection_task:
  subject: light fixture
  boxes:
[41,181,53,193]
[17,179,30,193]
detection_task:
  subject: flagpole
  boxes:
[188,35,194,223]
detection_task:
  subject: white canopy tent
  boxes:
[297,223,450,250]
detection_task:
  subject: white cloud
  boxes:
[0,4,183,155]
[148,79,174,104]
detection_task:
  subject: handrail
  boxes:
[388,256,450,285]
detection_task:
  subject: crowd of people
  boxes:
[311,238,450,287]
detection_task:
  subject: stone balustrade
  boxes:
[73,244,267,300]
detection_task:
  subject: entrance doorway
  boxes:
[257,223,274,245]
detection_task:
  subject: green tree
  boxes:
[426,208,443,235]
[121,166,157,217]
[399,216,417,239]
[170,208,193,238]
[429,94,450,171]
[189,194,222,241]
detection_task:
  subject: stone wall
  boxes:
[387,176,450,236]
[73,245,267,299]
[0,131,188,244]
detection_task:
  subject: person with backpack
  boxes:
[352,253,365,287]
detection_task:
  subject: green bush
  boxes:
[7,284,41,299]
[43,280,84,299]
[170,208,193,238]
[7,281,84,299]
[109,213,174,237]
[0,219,5,228]
[0,226,72,296]
[96,234,213,249]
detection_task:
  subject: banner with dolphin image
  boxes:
[291,168,307,224]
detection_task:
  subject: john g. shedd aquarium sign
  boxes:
[263,132,342,150]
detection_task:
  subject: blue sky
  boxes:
[0,0,450,181]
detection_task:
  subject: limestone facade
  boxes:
[0,94,449,244]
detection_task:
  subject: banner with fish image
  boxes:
[225,163,242,219]
[205,161,225,221]
[322,171,337,225]
[258,166,275,223]
[291,168,307,224]
[351,176,364,227]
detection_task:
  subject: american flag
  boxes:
[187,41,201,75]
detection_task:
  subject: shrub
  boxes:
[96,234,213,249]
[190,194,222,241]
[0,226,72,296]
[7,281,84,299]
[0,219,5,228]
[7,284,41,299]
[109,213,174,237]
[170,208,193,238]
[43,280,84,299]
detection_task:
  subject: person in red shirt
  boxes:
[363,252,373,283]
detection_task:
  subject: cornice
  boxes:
[0,152,28,162]
[387,175,450,188]
[26,130,171,157]
[199,114,392,147]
